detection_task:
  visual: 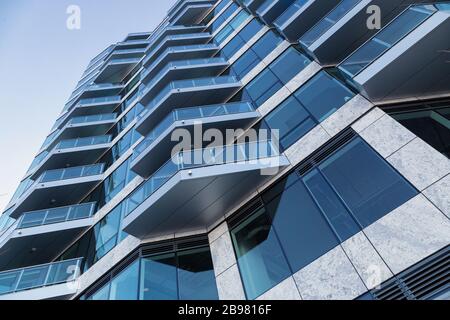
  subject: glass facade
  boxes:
[82,245,218,300]
[231,136,417,299]
[261,70,355,150]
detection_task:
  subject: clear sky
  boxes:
[0,0,176,212]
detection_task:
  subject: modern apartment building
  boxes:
[0,0,449,300]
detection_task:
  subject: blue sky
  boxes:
[0,0,176,211]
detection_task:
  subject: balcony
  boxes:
[256,0,296,25]
[80,83,125,99]
[109,48,147,60]
[140,57,229,98]
[141,44,219,83]
[147,25,206,54]
[29,135,112,180]
[142,33,212,68]
[95,57,141,83]
[0,204,95,272]
[169,0,215,25]
[131,102,259,177]
[123,141,289,239]
[40,113,116,152]
[0,258,83,300]
[274,0,340,42]
[136,76,242,135]
[9,164,105,220]
[338,3,450,102]
[298,0,415,65]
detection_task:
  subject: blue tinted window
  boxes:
[231,49,260,78]
[245,69,283,107]
[269,47,311,84]
[265,178,340,272]
[294,71,355,122]
[252,30,283,59]
[303,169,360,241]
[110,260,139,300]
[210,3,239,32]
[221,19,263,59]
[263,96,315,150]
[177,248,219,300]
[140,253,178,300]
[319,138,417,228]
[214,10,250,44]
[231,208,291,300]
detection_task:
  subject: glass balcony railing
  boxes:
[78,95,121,107]
[143,57,227,90]
[37,163,105,184]
[140,75,239,115]
[55,135,112,150]
[108,57,141,65]
[86,83,123,91]
[17,202,96,229]
[300,0,362,47]
[112,48,147,55]
[338,3,441,77]
[125,140,279,217]
[143,33,211,66]
[133,102,255,158]
[142,44,218,80]
[69,113,117,125]
[274,0,309,28]
[0,258,83,296]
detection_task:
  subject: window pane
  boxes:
[264,96,315,150]
[232,49,260,78]
[177,248,219,300]
[265,177,339,272]
[253,31,283,60]
[140,253,178,300]
[246,69,283,107]
[303,169,360,241]
[270,47,311,84]
[294,71,354,122]
[319,138,417,228]
[109,260,139,300]
[86,283,110,300]
[231,208,291,300]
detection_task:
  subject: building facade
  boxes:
[0,0,449,300]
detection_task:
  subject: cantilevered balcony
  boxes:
[80,83,125,99]
[274,0,340,42]
[142,33,212,68]
[29,135,112,180]
[169,0,215,25]
[109,48,147,60]
[256,0,296,25]
[0,203,95,272]
[50,98,121,137]
[0,258,83,300]
[95,57,141,83]
[40,113,116,152]
[298,0,416,65]
[140,57,229,98]
[131,102,259,177]
[338,3,450,102]
[147,25,206,53]
[9,164,105,219]
[123,141,289,239]
[141,44,219,83]
[136,76,242,135]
